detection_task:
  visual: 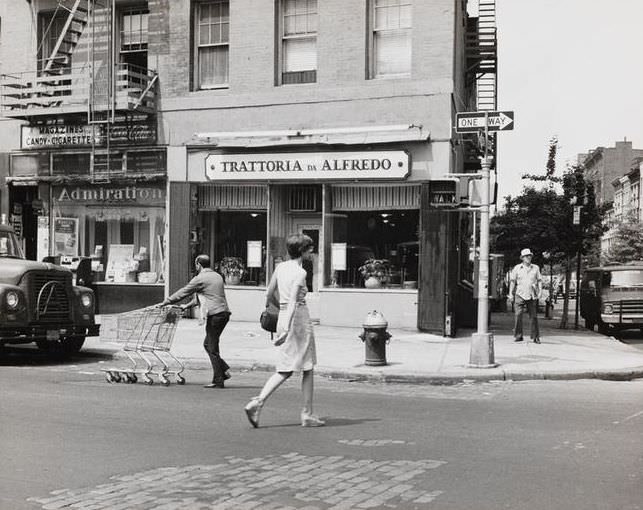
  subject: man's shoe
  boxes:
[533,338,541,344]
[514,337,524,342]
[224,371,231,381]
[301,412,325,427]
[245,397,263,428]
[204,382,225,388]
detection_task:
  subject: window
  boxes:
[38,10,72,73]
[195,0,230,89]
[281,0,317,84]
[120,8,149,69]
[371,0,412,78]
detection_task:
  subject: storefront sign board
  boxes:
[331,243,347,271]
[54,217,79,257]
[247,241,263,268]
[21,125,99,149]
[54,185,165,205]
[205,151,410,181]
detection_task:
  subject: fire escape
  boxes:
[0,0,158,182]
[464,0,498,166]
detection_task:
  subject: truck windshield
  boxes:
[0,231,24,259]
[610,270,643,287]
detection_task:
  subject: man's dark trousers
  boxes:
[204,312,231,384]
[514,295,539,340]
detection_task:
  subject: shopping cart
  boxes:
[100,305,185,386]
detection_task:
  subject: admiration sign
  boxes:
[205,151,410,181]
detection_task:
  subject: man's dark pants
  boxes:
[204,312,231,384]
[514,296,539,340]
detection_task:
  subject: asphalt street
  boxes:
[1,346,642,510]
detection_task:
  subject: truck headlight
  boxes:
[603,304,614,314]
[6,291,19,309]
[81,293,93,308]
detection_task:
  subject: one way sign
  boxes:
[455,111,515,133]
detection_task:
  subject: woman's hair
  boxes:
[286,233,314,259]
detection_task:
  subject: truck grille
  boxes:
[607,300,643,315]
[24,271,73,323]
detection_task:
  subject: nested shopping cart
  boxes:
[100,305,185,386]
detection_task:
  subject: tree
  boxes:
[603,213,643,263]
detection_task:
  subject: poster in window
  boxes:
[37,216,50,262]
[331,243,347,271]
[105,244,135,283]
[247,241,262,268]
[54,217,79,257]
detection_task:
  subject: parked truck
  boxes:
[0,221,99,355]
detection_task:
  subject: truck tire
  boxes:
[36,337,86,357]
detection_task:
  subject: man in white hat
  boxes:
[509,248,542,343]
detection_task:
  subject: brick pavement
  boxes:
[29,452,447,510]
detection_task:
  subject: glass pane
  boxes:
[375,6,388,29]
[283,38,317,72]
[285,0,297,16]
[199,3,211,23]
[375,30,411,76]
[211,23,221,43]
[221,22,229,43]
[284,15,296,35]
[199,25,210,45]
[199,46,229,86]
[221,1,229,22]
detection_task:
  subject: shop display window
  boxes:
[52,203,166,284]
[326,210,419,289]
[205,210,267,286]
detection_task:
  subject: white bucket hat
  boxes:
[520,248,534,258]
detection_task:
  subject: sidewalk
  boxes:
[88,306,643,384]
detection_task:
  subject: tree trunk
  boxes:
[559,256,572,329]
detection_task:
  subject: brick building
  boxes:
[0,0,497,333]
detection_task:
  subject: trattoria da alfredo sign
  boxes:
[205,151,410,181]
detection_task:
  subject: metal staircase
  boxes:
[466,0,497,112]
[40,0,89,76]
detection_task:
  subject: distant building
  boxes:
[601,159,642,254]
[578,140,643,206]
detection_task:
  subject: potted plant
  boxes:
[358,258,390,289]
[219,257,245,285]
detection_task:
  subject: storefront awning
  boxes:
[189,124,429,148]
[6,172,167,185]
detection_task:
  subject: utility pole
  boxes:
[469,116,497,368]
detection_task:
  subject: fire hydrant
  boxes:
[358,310,392,366]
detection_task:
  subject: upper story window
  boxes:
[281,0,317,85]
[195,0,229,89]
[120,8,149,69]
[371,0,412,79]
[38,10,72,73]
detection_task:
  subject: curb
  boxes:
[108,352,643,385]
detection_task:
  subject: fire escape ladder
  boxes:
[466,0,497,112]
[42,0,89,76]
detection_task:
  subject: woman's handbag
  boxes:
[260,305,279,333]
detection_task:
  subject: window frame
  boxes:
[279,0,318,85]
[369,0,413,80]
[193,0,230,90]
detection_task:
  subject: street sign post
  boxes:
[455,111,514,133]
[455,110,516,369]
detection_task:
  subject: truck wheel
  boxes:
[36,337,86,356]
[597,322,612,336]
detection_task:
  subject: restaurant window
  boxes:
[281,0,317,84]
[371,0,412,78]
[326,185,420,289]
[195,0,230,89]
[198,185,268,286]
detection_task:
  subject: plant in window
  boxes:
[219,256,245,285]
[358,258,390,288]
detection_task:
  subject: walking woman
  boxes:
[245,233,325,428]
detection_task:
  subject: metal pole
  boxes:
[574,246,581,329]
[469,114,497,368]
